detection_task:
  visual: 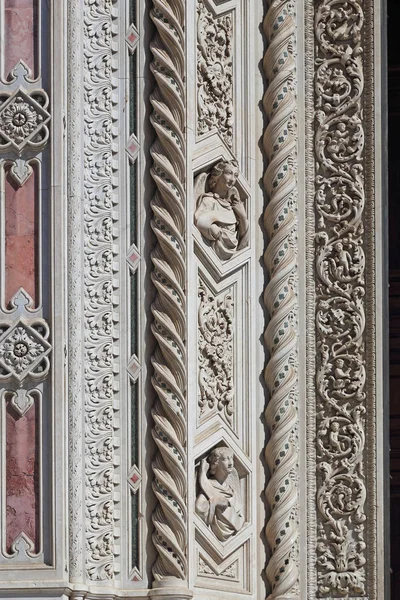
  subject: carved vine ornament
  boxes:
[314,0,367,596]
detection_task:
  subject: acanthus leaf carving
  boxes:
[83,0,119,581]
[197,0,233,148]
[198,280,234,424]
[314,0,368,596]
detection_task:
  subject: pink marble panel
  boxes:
[6,398,40,554]
[4,0,37,80]
[5,167,37,307]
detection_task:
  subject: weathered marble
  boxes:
[4,0,37,79]
[6,399,39,554]
[5,168,37,306]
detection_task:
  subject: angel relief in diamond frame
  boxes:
[194,160,249,261]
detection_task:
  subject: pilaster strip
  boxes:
[149,0,187,583]
[83,0,119,581]
[313,0,372,596]
[263,2,300,598]
[68,0,84,581]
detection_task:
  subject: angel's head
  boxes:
[208,161,239,198]
[208,447,234,482]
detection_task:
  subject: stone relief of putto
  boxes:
[195,446,244,542]
[194,161,249,261]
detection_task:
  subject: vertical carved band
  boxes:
[313,1,370,595]
[149,0,187,583]
[263,2,300,598]
[68,0,84,581]
[83,0,119,581]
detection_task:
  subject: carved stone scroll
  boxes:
[263,2,300,598]
[149,0,188,586]
[312,0,371,595]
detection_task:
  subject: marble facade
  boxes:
[0,1,387,599]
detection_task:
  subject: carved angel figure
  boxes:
[195,446,244,541]
[194,161,249,261]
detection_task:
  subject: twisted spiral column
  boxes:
[149,0,188,585]
[263,3,300,599]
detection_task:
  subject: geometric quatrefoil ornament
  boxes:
[0,319,51,383]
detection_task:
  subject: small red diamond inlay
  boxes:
[131,473,139,484]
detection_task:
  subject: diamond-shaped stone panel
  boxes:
[128,465,142,493]
[126,133,140,163]
[127,244,141,272]
[125,24,139,52]
[0,88,50,152]
[0,321,51,382]
[127,354,141,382]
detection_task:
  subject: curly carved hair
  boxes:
[208,160,239,192]
[207,446,234,475]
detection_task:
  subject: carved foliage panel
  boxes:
[310,0,377,597]
[82,0,120,581]
[193,0,256,593]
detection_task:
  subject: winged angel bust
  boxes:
[194,161,249,261]
[195,446,244,541]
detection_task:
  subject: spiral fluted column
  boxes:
[149,0,188,588]
[263,2,300,599]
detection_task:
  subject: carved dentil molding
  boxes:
[263,1,300,598]
[149,0,188,585]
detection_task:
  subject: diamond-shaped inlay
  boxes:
[126,133,140,163]
[125,23,139,52]
[0,88,50,152]
[127,244,141,272]
[127,354,141,382]
[128,464,142,493]
[0,321,51,382]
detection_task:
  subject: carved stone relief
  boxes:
[82,0,119,581]
[198,280,234,424]
[194,161,248,261]
[0,61,50,186]
[195,446,244,542]
[197,0,233,147]
[313,0,368,595]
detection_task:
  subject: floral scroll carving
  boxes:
[197,0,233,148]
[314,0,367,595]
[83,0,119,581]
[198,281,234,424]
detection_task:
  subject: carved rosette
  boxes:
[83,0,119,581]
[149,0,188,584]
[314,1,368,595]
[263,1,300,598]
